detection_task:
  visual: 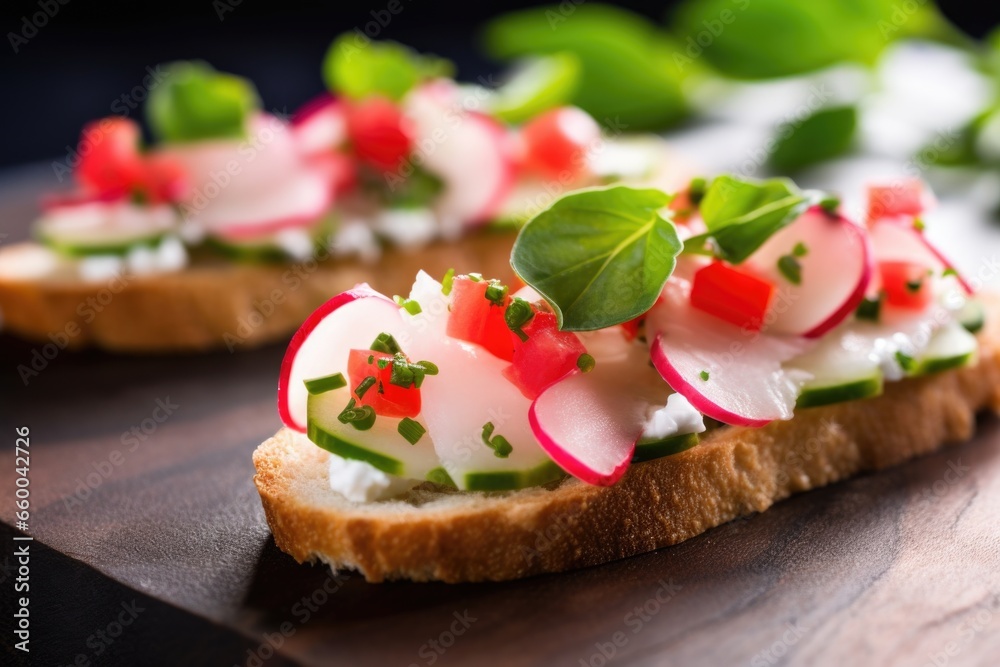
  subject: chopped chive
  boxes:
[388,354,439,389]
[913,217,926,232]
[394,295,422,315]
[777,254,802,285]
[367,354,374,364]
[793,242,808,257]
[943,267,958,279]
[354,376,376,398]
[426,467,457,488]
[895,350,917,373]
[377,358,391,370]
[856,293,883,322]
[905,277,924,293]
[303,372,347,395]
[441,268,456,295]
[505,297,535,342]
[484,279,509,307]
[819,196,840,214]
[337,399,376,431]
[397,417,426,445]
[700,370,710,381]
[467,273,483,282]
[370,332,402,355]
[481,422,513,458]
[577,353,596,373]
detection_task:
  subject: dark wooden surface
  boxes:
[2,165,1000,667]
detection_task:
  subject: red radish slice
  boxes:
[648,279,812,427]
[405,84,515,226]
[278,286,403,431]
[40,189,128,212]
[866,180,931,225]
[869,220,973,295]
[746,207,874,338]
[292,94,347,157]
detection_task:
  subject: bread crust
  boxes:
[0,231,516,352]
[252,296,1000,583]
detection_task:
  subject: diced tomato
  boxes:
[312,150,358,196]
[345,97,412,171]
[503,311,586,400]
[878,260,933,310]
[446,276,516,361]
[690,262,775,331]
[347,349,421,418]
[668,189,696,225]
[139,154,189,204]
[867,180,926,225]
[76,117,147,197]
[519,106,600,180]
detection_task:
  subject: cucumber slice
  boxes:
[306,390,437,479]
[633,432,700,463]
[957,299,985,334]
[914,322,978,375]
[36,202,178,256]
[789,333,884,408]
[205,220,331,263]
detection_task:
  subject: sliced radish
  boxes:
[292,94,347,157]
[529,345,667,485]
[204,168,331,239]
[405,84,515,226]
[278,286,403,432]
[869,220,973,295]
[36,201,179,253]
[747,206,873,338]
[648,278,812,427]
[40,189,129,212]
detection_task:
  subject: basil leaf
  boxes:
[323,34,453,102]
[769,106,857,172]
[483,5,687,130]
[490,53,581,125]
[511,186,682,331]
[147,61,259,143]
[684,176,811,264]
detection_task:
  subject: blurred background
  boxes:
[2,0,999,169]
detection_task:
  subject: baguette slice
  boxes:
[253,295,1000,583]
[0,231,516,352]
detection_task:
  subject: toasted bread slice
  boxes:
[0,231,516,352]
[252,295,1000,583]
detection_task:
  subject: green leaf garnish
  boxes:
[490,52,582,125]
[576,353,596,373]
[699,370,710,381]
[777,254,803,285]
[481,422,513,458]
[370,332,402,355]
[397,418,426,445]
[769,106,857,173]
[147,61,260,143]
[683,175,812,264]
[511,186,682,331]
[505,297,535,342]
[337,399,376,431]
[303,372,346,395]
[322,34,452,102]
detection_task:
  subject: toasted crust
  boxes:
[0,231,516,352]
[253,296,1000,583]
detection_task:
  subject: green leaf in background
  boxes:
[685,176,810,263]
[769,106,858,172]
[511,186,682,331]
[323,34,453,102]
[670,0,959,80]
[490,52,581,124]
[147,61,260,143]
[483,4,687,131]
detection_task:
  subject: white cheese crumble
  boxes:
[331,219,381,263]
[79,255,125,283]
[274,228,316,262]
[373,208,440,248]
[641,393,706,442]
[327,454,417,503]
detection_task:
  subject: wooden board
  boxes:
[2,166,999,666]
